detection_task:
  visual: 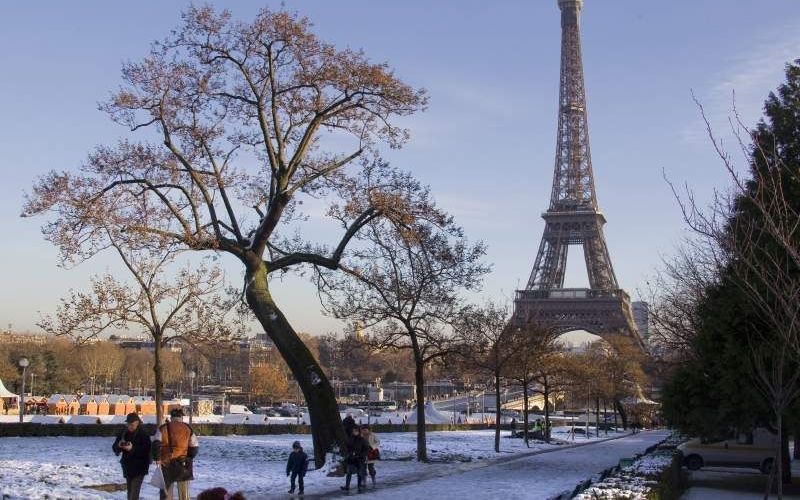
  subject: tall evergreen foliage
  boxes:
[661,60,800,475]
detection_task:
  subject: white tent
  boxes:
[0,378,19,401]
[406,401,451,424]
[621,385,659,407]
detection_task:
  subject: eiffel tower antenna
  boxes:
[514,0,643,349]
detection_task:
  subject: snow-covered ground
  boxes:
[0,427,631,499]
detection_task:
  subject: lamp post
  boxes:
[189,371,196,425]
[18,357,29,423]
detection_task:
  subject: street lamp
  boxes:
[189,371,196,425]
[18,357,29,423]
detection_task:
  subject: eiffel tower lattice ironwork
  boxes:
[514,0,644,349]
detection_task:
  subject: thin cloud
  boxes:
[681,18,800,145]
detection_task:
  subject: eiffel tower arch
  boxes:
[514,0,644,350]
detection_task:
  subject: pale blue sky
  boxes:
[2,1,799,336]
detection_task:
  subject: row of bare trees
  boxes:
[20,4,649,468]
[0,337,196,397]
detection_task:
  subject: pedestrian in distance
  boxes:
[341,425,370,492]
[152,408,199,500]
[286,440,308,495]
[112,412,151,500]
[361,425,380,486]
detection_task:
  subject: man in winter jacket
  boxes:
[152,408,199,500]
[341,425,370,492]
[113,412,152,500]
[286,440,308,495]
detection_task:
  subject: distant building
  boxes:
[632,301,650,341]
[108,335,182,352]
[0,331,49,345]
[209,333,276,387]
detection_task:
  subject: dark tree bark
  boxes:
[522,384,530,447]
[543,376,551,442]
[153,336,164,425]
[595,397,601,438]
[246,262,344,467]
[494,373,502,453]
[413,359,428,462]
[615,400,628,430]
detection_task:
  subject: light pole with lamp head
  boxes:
[189,371,196,425]
[18,358,29,423]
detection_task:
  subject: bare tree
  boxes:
[23,6,426,465]
[453,302,518,452]
[77,342,126,395]
[38,243,243,424]
[644,237,721,359]
[506,320,560,446]
[318,186,488,461]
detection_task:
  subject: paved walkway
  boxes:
[304,430,670,500]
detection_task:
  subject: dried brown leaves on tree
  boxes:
[317,184,488,460]
[23,6,426,465]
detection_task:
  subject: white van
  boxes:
[678,428,779,474]
[227,404,253,415]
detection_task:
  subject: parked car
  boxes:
[678,428,779,474]
[228,404,253,415]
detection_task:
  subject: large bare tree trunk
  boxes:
[595,397,601,438]
[494,373,501,453]
[246,263,345,467]
[543,378,551,443]
[781,417,791,486]
[153,334,164,425]
[615,400,628,430]
[522,383,530,447]
[413,357,428,462]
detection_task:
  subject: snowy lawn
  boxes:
[0,427,625,499]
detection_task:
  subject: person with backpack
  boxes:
[112,412,151,500]
[286,441,308,495]
[152,408,199,500]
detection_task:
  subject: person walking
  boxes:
[361,425,380,486]
[152,408,199,500]
[340,425,369,492]
[286,441,308,495]
[112,413,151,500]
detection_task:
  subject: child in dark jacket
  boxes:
[286,441,308,495]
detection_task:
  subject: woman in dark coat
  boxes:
[112,412,152,500]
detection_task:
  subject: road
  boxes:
[315,430,670,500]
[434,389,523,412]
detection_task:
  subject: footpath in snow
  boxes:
[0,428,629,499]
[346,431,671,500]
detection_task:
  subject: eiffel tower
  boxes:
[514,0,644,349]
